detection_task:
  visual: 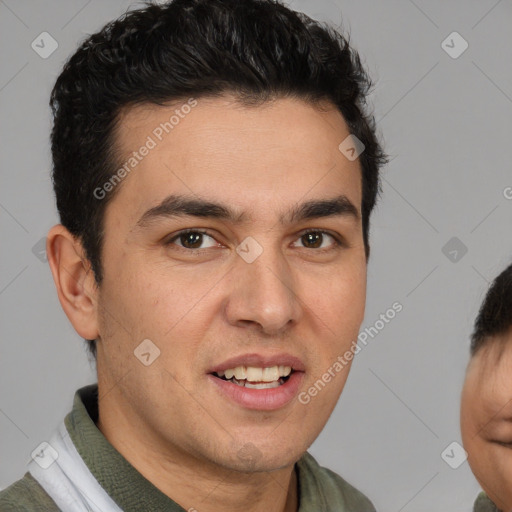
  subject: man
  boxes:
[0,0,386,510]
[461,262,512,512]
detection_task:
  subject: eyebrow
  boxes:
[136,194,359,228]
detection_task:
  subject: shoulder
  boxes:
[473,491,500,512]
[297,452,376,511]
[0,472,60,511]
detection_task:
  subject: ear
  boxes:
[46,224,99,340]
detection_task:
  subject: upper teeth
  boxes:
[217,366,292,382]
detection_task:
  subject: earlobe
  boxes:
[46,224,100,340]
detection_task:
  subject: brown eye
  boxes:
[180,232,203,249]
[166,230,218,250]
[293,230,340,250]
[302,232,323,248]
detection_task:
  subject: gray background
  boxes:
[1,0,511,510]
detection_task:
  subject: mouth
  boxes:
[207,354,305,410]
[211,365,294,389]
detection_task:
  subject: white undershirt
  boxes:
[28,421,123,512]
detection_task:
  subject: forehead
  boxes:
[467,341,512,414]
[109,95,363,223]
[115,96,353,169]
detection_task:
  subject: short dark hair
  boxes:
[50,0,387,358]
[470,262,512,356]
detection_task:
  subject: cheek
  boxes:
[97,261,176,348]
[460,396,475,444]
[461,403,487,474]
[306,258,366,332]
[300,261,366,393]
[102,264,225,376]
[473,446,512,510]
[463,425,512,501]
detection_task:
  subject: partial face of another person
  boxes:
[462,335,512,511]
[82,95,367,473]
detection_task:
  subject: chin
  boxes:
[223,442,301,473]
[232,458,295,474]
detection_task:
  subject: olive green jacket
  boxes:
[473,492,500,511]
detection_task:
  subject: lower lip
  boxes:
[208,372,305,411]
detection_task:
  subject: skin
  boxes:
[47,95,367,512]
[461,335,512,511]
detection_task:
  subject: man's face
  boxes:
[461,338,512,510]
[94,95,367,472]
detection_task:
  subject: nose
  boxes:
[224,243,303,335]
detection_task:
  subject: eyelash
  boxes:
[164,228,344,253]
